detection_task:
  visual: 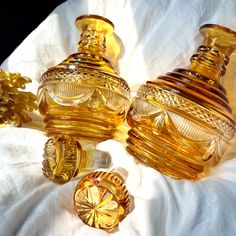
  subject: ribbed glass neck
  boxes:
[77,29,106,56]
[188,24,236,83]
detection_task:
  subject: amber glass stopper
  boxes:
[42,134,112,184]
[73,170,131,232]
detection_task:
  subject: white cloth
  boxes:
[1,0,236,235]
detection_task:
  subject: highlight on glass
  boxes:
[126,24,236,180]
[42,134,112,184]
[37,15,130,143]
[73,168,132,231]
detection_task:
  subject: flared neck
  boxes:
[76,15,114,58]
[188,24,236,83]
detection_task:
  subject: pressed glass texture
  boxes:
[73,170,131,231]
[126,24,236,180]
[42,134,111,184]
[37,15,130,142]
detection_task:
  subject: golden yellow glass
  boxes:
[42,134,111,184]
[126,24,236,180]
[37,15,130,142]
[73,169,132,232]
[0,69,37,126]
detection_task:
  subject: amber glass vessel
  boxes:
[37,15,130,142]
[42,134,111,184]
[73,169,131,232]
[126,24,236,180]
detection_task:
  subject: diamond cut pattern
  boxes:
[41,68,130,97]
[138,84,235,139]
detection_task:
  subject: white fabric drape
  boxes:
[1,0,236,235]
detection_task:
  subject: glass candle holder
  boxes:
[42,134,112,184]
[73,168,132,232]
[37,15,130,142]
[126,24,236,180]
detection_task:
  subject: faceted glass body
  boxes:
[37,15,130,142]
[73,170,131,232]
[126,24,236,180]
[42,134,111,184]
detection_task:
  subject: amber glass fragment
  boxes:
[126,24,236,180]
[37,15,130,142]
[0,69,37,126]
[42,134,111,184]
[73,169,131,232]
